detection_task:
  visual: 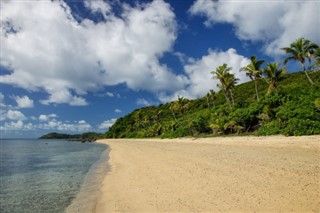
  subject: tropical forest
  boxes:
[105,38,320,138]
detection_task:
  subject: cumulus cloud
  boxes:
[38,119,92,132]
[84,0,111,18]
[136,98,158,106]
[189,0,320,56]
[1,120,24,131]
[1,0,186,105]
[39,113,57,122]
[3,110,27,121]
[12,95,34,108]
[159,48,250,102]
[98,118,117,130]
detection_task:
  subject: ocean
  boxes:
[0,139,108,213]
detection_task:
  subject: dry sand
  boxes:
[96,136,320,212]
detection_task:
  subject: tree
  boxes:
[211,64,233,108]
[315,98,320,111]
[209,90,216,109]
[263,62,286,94]
[169,102,178,123]
[240,56,264,100]
[206,92,211,109]
[281,38,319,84]
[177,95,189,116]
[311,47,320,70]
[224,72,239,105]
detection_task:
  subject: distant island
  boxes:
[39,132,103,142]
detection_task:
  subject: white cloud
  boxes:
[4,110,27,121]
[1,0,186,105]
[98,118,117,130]
[39,115,49,122]
[39,113,57,122]
[159,48,250,102]
[78,120,86,124]
[12,95,34,108]
[0,93,4,105]
[0,93,14,110]
[38,119,92,132]
[30,116,37,120]
[189,0,320,56]
[84,0,111,19]
[0,120,37,131]
[106,92,114,97]
[136,98,158,106]
[1,114,91,132]
[1,120,24,131]
[114,109,122,113]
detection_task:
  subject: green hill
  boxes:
[39,132,103,141]
[105,71,320,138]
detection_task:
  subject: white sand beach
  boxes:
[95,136,320,212]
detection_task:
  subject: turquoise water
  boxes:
[0,139,107,213]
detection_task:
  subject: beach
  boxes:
[96,136,320,212]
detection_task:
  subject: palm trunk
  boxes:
[222,89,232,108]
[211,100,215,109]
[254,80,259,101]
[229,89,235,105]
[170,109,177,123]
[206,96,210,109]
[302,62,314,85]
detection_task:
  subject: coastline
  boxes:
[65,146,110,213]
[95,135,320,212]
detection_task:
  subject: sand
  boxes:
[96,136,320,212]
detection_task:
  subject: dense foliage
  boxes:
[105,71,320,138]
[105,38,319,138]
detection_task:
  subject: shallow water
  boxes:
[0,139,107,213]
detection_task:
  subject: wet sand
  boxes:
[96,136,320,212]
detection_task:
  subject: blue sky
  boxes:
[1,0,319,138]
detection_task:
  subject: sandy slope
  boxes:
[96,136,320,212]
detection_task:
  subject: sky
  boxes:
[1,0,319,138]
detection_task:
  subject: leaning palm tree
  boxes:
[240,56,264,100]
[263,62,286,94]
[281,38,319,84]
[211,64,232,108]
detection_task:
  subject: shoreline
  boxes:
[65,145,111,213]
[95,135,320,212]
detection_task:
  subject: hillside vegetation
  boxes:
[105,71,320,138]
[39,132,103,141]
[105,38,320,138]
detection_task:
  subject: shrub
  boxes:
[282,118,320,136]
[256,120,282,135]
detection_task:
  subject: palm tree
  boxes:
[206,92,211,109]
[311,47,320,70]
[315,98,320,111]
[169,102,178,123]
[224,72,239,105]
[281,38,319,84]
[209,89,216,109]
[211,64,233,108]
[263,62,286,94]
[177,95,188,116]
[240,56,264,100]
